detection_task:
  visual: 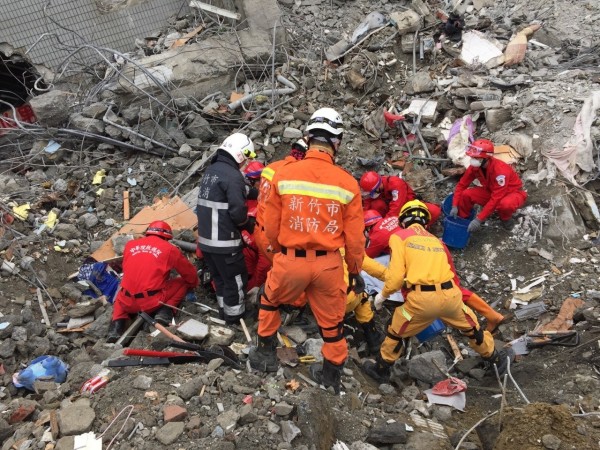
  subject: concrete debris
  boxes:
[1,0,600,448]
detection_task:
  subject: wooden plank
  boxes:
[189,1,241,20]
[123,190,130,221]
[90,196,197,261]
[50,410,59,440]
[446,335,463,361]
[171,24,204,49]
[36,288,51,328]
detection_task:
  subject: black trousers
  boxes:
[203,250,248,322]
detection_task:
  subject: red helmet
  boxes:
[244,161,265,180]
[359,171,382,198]
[146,220,173,240]
[364,209,382,227]
[466,139,494,159]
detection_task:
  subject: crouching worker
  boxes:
[107,221,199,343]
[362,200,510,383]
[342,249,385,354]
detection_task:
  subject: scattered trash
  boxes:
[460,31,505,68]
[81,369,111,394]
[504,23,542,66]
[13,356,69,391]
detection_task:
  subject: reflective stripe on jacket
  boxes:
[265,149,365,273]
[197,152,247,253]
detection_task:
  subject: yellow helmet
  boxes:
[399,200,431,226]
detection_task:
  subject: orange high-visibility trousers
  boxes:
[380,285,495,362]
[258,250,347,365]
[254,226,306,308]
[463,292,504,332]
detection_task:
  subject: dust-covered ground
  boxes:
[1,0,600,449]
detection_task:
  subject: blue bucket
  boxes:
[442,193,475,220]
[442,194,455,217]
[416,319,445,343]
[443,216,471,249]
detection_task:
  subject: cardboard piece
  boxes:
[91,196,197,261]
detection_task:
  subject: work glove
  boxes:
[347,273,366,295]
[467,218,482,233]
[246,186,259,201]
[239,217,256,234]
[373,293,387,311]
[472,327,484,346]
[450,206,458,218]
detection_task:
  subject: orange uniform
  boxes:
[255,156,297,261]
[259,147,365,365]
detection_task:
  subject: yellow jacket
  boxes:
[381,224,455,298]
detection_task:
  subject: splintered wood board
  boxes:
[91,196,197,261]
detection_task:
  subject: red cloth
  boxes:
[111,235,198,320]
[242,231,272,290]
[453,158,526,221]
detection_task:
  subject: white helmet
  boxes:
[218,133,256,164]
[305,107,344,136]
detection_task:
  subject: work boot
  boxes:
[362,356,393,384]
[154,306,174,326]
[309,359,343,394]
[361,320,384,355]
[248,334,279,373]
[106,319,127,343]
[501,218,516,231]
[484,348,514,376]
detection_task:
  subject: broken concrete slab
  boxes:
[390,10,422,35]
[113,38,241,105]
[58,399,96,436]
[207,325,235,346]
[29,91,74,127]
[460,31,505,68]
[177,319,209,341]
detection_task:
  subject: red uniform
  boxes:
[241,229,271,291]
[453,158,527,221]
[363,175,441,225]
[112,235,198,320]
[365,216,399,258]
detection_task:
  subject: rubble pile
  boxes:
[1,0,600,449]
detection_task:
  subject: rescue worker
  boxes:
[254,137,308,261]
[359,171,442,224]
[196,132,256,324]
[342,249,385,354]
[248,107,366,394]
[243,161,265,213]
[450,138,527,232]
[362,200,510,383]
[363,209,398,259]
[242,160,271,291]
[364,210,504,332]
[107,221,198,342]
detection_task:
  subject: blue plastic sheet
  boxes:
[13,355,69,391]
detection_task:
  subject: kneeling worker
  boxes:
[363,200,509,383]
[107,221,199,342]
